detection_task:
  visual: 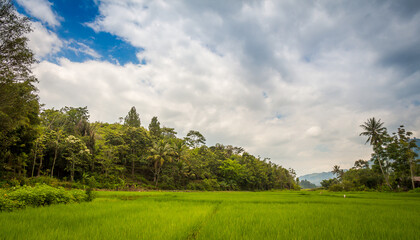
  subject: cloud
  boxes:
[16,0,61,27]
[32,0,420,175]
[27,21,62,59]
[306,126,322,137]
[65,40,101,59]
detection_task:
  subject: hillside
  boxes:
[299,172,336,186]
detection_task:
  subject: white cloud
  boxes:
[33,0,420,175]
[16,0,61,27]
[65,40,101,59]
[27,21,62,59]
[306,126,322,137]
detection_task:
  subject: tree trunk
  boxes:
[37,155,43,177]
[155,173,160,187]
[51,134,60,177]
[31,141,38,177]
[155,164,163,187]
[374,145,392,190]
[409,158,415,190]
[377,157,392,189]
[132,158,135,178]
[71,155,75,182]
[51,142,58,177]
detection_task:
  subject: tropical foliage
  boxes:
[325,118,420,191]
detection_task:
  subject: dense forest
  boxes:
[0,1,298,190]
[3,105,299,190]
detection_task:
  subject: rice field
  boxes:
[1,191,419,239]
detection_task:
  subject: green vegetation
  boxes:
[1,191,419,239]
[299,179,317,189]
[0,184,94,211]
[323,118,420,191]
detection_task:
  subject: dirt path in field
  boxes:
[186,202,222,239]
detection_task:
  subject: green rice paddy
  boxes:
[1,191,419,239]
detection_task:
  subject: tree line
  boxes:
[322,117,419,191]
[2,105,299,190]
[0,1,298,190]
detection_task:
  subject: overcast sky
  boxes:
[15,0,420,175]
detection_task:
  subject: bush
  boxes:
[0,195,24,211]
[85,188,96,202]
[203,179,220,191]
[186,181,206,191]
[377,185,392,192]
[342,180,355,191]
[408,188,420,193]
[0,184,95,211]
[329,184,344,192]
[24,176,61,187]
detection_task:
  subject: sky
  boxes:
[14,0,420,176]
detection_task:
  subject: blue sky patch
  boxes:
[15,0,141,65]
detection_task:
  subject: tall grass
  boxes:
[1,191,419,239]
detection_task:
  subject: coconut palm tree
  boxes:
[332,165,344,180]
[148,140,173,187]
[360,117,392,189]
[360,117,386,145]
[172,139,188,163]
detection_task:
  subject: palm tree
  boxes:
[332,165,344,180]
[360,117,386,146]
[360,117,391,189]
[172,139,188,163]
[148,140,173,187]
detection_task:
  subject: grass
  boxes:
[1,190,419,239]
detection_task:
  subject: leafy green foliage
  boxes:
[124,106,141,127]
[326,118,420,191]
[0,184,93,211]
[148,116,161,139]
[0,0,40,179]
[184,130,206,148]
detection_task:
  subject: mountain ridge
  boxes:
[299,172,336,186]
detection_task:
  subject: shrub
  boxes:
[1,184,95,211]
[408,188,420,193]
[24,176,61,187]
[85,188,96,202]
[203,179,220,191]
[0,196,24,212]
[329,184,344,192]
[342,180,355,191]
[377,185,392,192]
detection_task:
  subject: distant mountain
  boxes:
[299,172,336,186]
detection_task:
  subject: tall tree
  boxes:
[332,165,344,180]
[63,135,90,182]
[161,127,177,139]
[388,126,419,190]
[124,106,141,127]
[61,106,89,135]
[184,130,206,148]
[0,0,40,177]
[148,116,161,139]
[360,117,386,145]
[123,127,149,178]
[40,108,67,177]
[360,117,392,189]
[148,139,173,186]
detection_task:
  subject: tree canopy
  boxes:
[0,0,40,179]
